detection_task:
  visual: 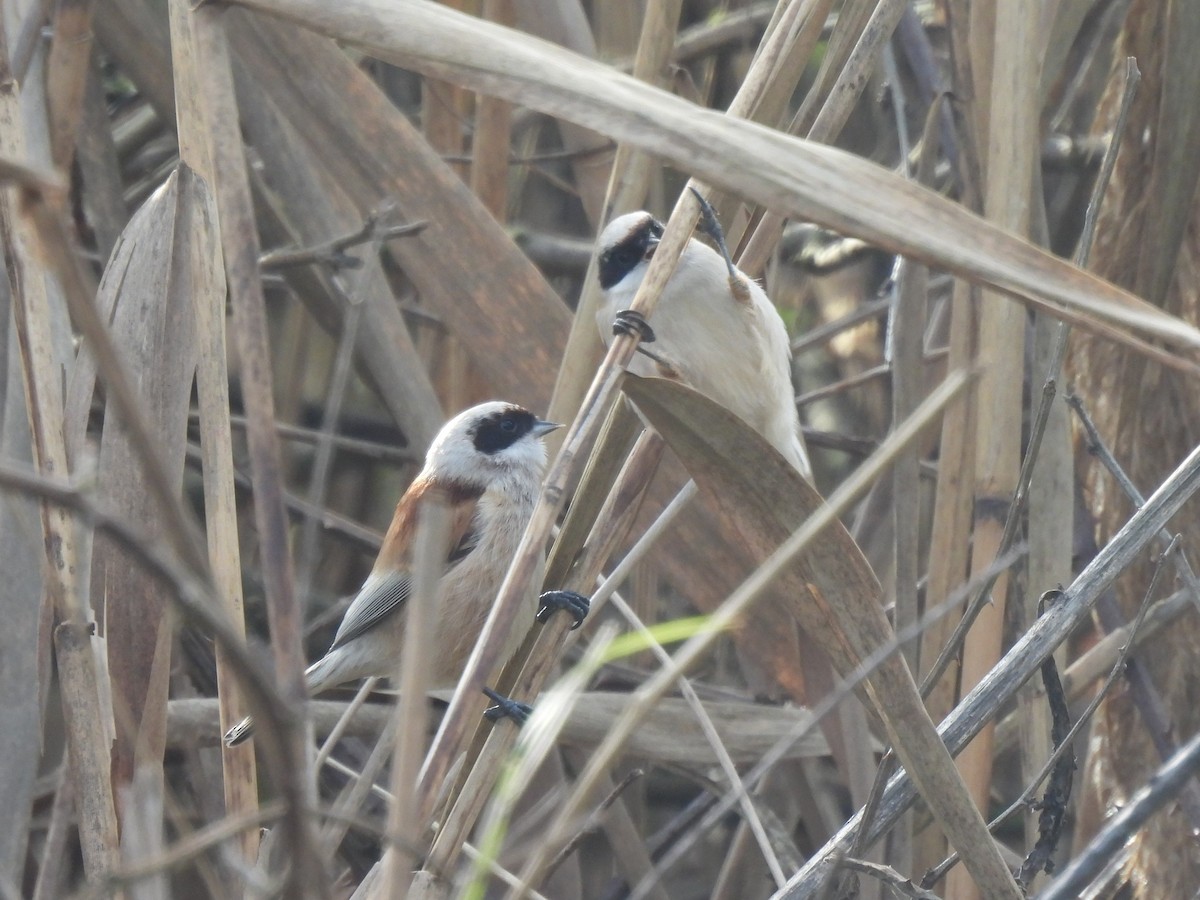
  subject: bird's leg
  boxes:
[612,310,682,377]
[481,592,590,725]
[612,308,656,343]
[638,346,683,379]
[689,187,752,306]
[482,686,532,725]
[536,590,591,629]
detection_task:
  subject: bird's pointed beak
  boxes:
[643,232,660,261]
[532,418,561,438]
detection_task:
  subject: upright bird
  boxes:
[595,199,812,479]
[225,401,587,746]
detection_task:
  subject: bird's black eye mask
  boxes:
[473,408,535,454]
[598,219,664,289]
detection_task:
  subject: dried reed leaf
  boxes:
[0,69,118,882]
[227,13,572,411]
[227,0,1200,354]
[622,374,1022,897]
[622,375,882,685]
[168,0,261,860]
[67,168,199,796]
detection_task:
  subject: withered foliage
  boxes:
[2,2,1199,898]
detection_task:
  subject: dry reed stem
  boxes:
[469,0,516,219]
[421,450,691,881]
[891,94,943,674]
[412,174,704,822]
[626,549,1024,899]
[0,88,118,882]
[950,8,1041,893]
[1017,58,1141,861]
[382,500,450,899]
[167,0,257,871]
[545,0,681,429]
[739,0,902,275]
[188,193,261,864]
[475,626,619,900]
[992,586,1194,755]
[294,275,365,607]
[0,461,315,898]
[927,546,1175,887]
[627,374,1023,896]
[604,591,788,887]
[45,0,97,170]
[176,0,307,701]
[1038,716,1200,897]
[167,2,321,894]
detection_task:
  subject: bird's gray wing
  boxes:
[326,492,483,652]
[446,524,479,565]
[328,570,412,651]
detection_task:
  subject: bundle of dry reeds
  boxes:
[3,1,1200,898]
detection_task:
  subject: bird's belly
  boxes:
[658,313,777,431]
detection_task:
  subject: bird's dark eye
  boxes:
[599,233,653,289]
[613,247,638,267]
[474,408,535,454]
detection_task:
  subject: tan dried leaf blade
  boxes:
[66,167,207,792]
[233,0,1200,354]
[622,374,1020,896]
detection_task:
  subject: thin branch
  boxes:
[791,295,892,355]
[1066,394,1200,830]
[794,349,947,408]
[917,367,1056,697]
[294,262,369,609]
[842,858,941,899]
[1039,722,1200,899]
[542,768,645,880]
[259,214,427,271]
[1016,596,1076,888]
[183,443,384,552]
[604,588,788,888]
[1067,392,1200,612]
[188,410,420,464]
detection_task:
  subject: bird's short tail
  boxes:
[224,715,255,746]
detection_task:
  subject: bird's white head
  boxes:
[424,401,559,490]
[596,211,664,292]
